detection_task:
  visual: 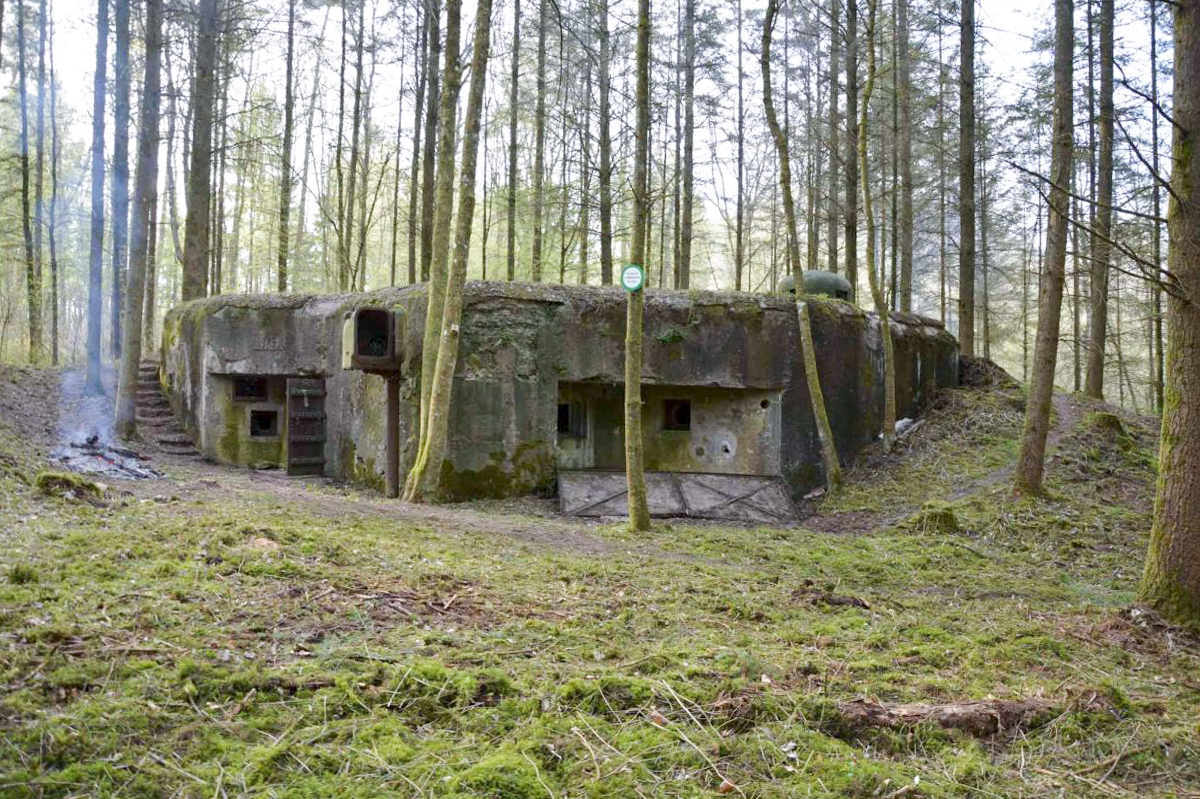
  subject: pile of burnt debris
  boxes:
[51,435,162,480]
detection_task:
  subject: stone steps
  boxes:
[134,361,198,457]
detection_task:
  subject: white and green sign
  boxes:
[620,263,645,292]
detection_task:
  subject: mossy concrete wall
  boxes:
[162,281,958,499]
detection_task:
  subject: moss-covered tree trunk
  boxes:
[1138,0,1200,626]
[407,0,461,488]
[85,0,108,393]
[404,0,494,502]
[857,0,896,452]
[115,0,161,440]
[1014,0,1073,495]
[624,0,652,532]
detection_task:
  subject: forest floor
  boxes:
[1,364,1198,798]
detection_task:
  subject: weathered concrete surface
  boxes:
[162,281,958,500]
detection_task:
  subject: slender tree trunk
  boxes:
[1014,0,1073,495]
[164,43,183,265]
[735,0,745,291]
[33,0,46,361]
[580,63,593,284]
[844,0,858,297]
[827,0,840,275]
[276,0,296,292]
[1151,0,1164,413]
[411,0,462,462]
[624,0,652,531]
[407,11,427,285]
[390,85,403,287]
[677,0,694,288]
[48,0,58,365]
[419,0,441,282]
[937,0,947,323]
[531,0,547,281]
[342,1,365,291]
[1138,0,1200,625]
[85,0,108,391]
[181,0,218,302]
[109,0,130,357]
[958,0,975,354]
[598,0,614,285]
[897,0,912,312]
[144,178,158,347]
[116,0,161,439]
[406,0,494,501]
[17,0,40,365]
[1085,0,1114,398]
[294,8,330,281]
[507,0,519,280]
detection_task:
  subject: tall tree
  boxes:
[625,0,652,531]
[858,0,894,451]
[764,0,843,490]
[33,0,46,359]
[1014,0,1073,495]
[1151,0,1164,412]
[85,0,108,391]
[506,0,519,281]
[181,0,219,302]
[531,0,547,281]
[897,0,912,312]
[47,0,58,364]
[958,0,975,354]
[1085,0,1114,397]
[17,0,39,365]
[827,0,840,275]
[734,0,745,291]
[676,0,694,289]
[598,0,614,285]
[116,0,161,439]
[843,0,858,297]
[1138,0,1200,626]
[406,9,427,285]
[110,0,130,357]
[418,0,441,282]
[404,0,494,501]
[276,0,296,292]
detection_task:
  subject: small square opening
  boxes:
[356,308,392,358]
[249,409,279,438]
[663,399,692,431]
[557,401,587,438]
[233,376,268,402]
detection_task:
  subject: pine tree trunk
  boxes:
[1151,0,1164,413]
[1138,0,1200,626]
[17,0,40,365]
[164,43,184,265]
[110,0,129,357]
[827,0,840,275]
[897,0,912,312]
[342,2,365,291]
[48,0,58,364]
[506,0,519,281]
[85,0,108,391]
[598,0,614,285]
[958,0,975,354]
[406,0,494,502]
[624,0,652,531]
[937,0,947,323]
[678,0,694,288]
[389,85,403,287]
[33,0,46,361]
[419,0,441,282]
[1085,0,1114,398]
[294,8,329,280]
[843,0,858,298]
[115,0,161,440]
[734,0,745,291]
[1014,0,1073,496]
[181,0,218,302]
[275,0,296,292]
[531,0,547,282]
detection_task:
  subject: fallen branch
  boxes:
[836,697,1056,737]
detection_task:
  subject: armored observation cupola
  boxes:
[776,271,853,301]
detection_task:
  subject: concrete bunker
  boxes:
[162,281,959,511]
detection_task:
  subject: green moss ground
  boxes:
[1,385,1197,797]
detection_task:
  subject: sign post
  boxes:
[620,263,645,293]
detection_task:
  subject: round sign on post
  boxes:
[620,263,645,292]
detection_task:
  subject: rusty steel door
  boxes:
[286,378,326,476]
[558,470,798,523]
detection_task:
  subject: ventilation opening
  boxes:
[249,409,279,438]
[233,376,268,402]
[356,308,391,357]
[663,399,692,431]
[557,401,587,438]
